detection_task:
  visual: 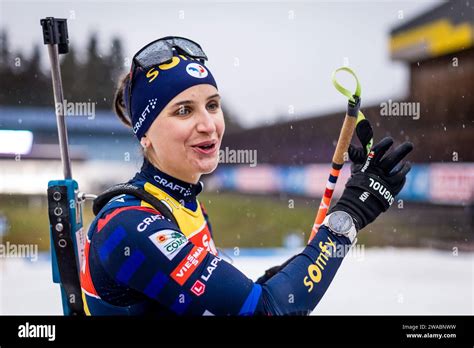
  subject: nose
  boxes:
[195,108,217,134]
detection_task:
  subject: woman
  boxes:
[80,37,413,315]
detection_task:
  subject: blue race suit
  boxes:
[80,159,351,315]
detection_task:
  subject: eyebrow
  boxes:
[172,94,221,108]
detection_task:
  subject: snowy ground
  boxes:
[0,248,472,315]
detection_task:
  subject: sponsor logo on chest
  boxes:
[148,229,188,260]
[189,225,218,256]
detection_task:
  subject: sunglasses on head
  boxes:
[127,36,209,119]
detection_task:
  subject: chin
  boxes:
[195,157,219,175]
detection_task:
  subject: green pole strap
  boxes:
[332,66,373,152]
[331,66,361,102]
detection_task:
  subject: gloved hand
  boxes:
[330,123,413,231]
[255,120,368,284]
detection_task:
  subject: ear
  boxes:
[140,135,149,149]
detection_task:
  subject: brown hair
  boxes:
[113,73,132,128]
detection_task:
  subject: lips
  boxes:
[191,140,218,155]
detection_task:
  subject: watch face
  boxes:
[328,211,353,234]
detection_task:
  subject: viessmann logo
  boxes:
[171,246,206,286]
[303,235,336,292]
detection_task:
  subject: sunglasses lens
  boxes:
[134,37,208,70]
[135,41,172,69]
[171,38,207,60]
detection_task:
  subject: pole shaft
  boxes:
[47,44,72,179]
[308,113,357,242]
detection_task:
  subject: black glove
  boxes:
[330,132,413,230]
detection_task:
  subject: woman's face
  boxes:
[144,84,225,184]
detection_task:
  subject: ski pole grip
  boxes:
[40,17,69,54]
[330,66,363,165]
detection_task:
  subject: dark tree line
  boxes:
[0,29,126,109]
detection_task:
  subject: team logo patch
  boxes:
[186,63,208,78]
[148,229,188,260]
[190,280,206,296]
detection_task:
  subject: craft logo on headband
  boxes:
[129,53,218,140]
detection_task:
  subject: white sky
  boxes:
[0,0,442,127]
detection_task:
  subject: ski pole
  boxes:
[308,67,372,243]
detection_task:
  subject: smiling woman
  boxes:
[81,36,412,316]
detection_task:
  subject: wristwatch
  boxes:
[322,211,357,244]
